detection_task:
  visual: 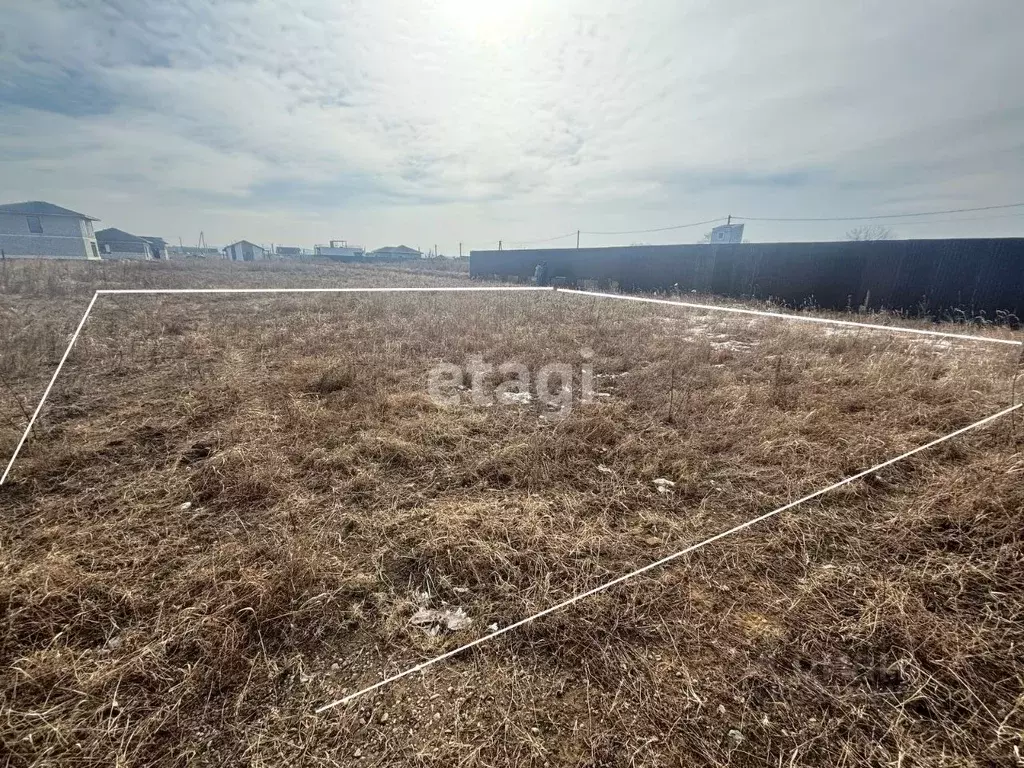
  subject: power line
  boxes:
[506,230,579,247]
[470,201,1024,253]
[732,202,1024,223]
[877,211,1024,228]
[583,216,727,236]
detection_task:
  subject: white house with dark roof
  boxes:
[0,201,101,259]
[222,240,269,261]
[95,228,155,260]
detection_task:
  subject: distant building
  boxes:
[710,223,744,244]
[275,245,302,257]
[223,240,269,261]
[315,240,365,260]
[0,201,101,259]
[141,237,168,259]
[96,228,155,260]
[369,245,422,259]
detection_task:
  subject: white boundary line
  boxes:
[94,286,551,295]
[0,286,546,485]
[0,284,1019,710]
[558,288,1023,347]
[315,401,1021,713]
[2,282,1019,484]
[1,291,100,485]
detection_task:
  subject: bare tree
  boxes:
[699,231,712,244]
[846,225,894,241]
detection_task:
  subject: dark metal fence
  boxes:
[470,239,1024,317]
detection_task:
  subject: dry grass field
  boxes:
[1,259,1023,766]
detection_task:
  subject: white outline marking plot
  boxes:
[0,282,1019,716]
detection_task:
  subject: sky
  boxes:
[2,0,1023,253]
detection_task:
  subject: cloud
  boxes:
[0,0,1022,249]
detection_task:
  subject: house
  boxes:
[0,201,101,259]
[96,228,155,260]
[275,246,302,257]
[141,237,168,259]
[709,223,744,244]
[223,240,269,261]
[314,240,365,260]
[369,245,422,259]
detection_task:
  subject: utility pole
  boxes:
[577,230,580,249]
[498,240,502,251]
[727,214,732,226]
[459,242,462,258]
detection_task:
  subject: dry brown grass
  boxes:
[1,259,1023,766]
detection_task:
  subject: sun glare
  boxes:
[437,0,534,42]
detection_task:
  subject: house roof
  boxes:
[95,227,149,244]
[371,244,421,254]
[141,236,167,246]
[224,240,265,250]
[0,201,99,220]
